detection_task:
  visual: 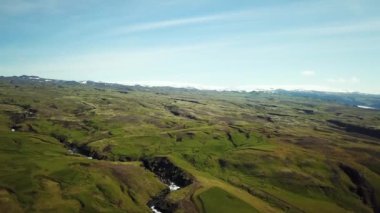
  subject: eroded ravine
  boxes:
[143,157,193,213]
[60,140,192,213]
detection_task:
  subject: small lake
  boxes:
[357,105,376,110]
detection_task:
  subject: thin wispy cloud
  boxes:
[106,11,250,36]
[104,14,380,40]
[105,3,371,37]
[261,19,380,37]
[0,0,60,14]
[1,0,379,94]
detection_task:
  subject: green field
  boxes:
[0,76,379,213]
[198,187,258,213]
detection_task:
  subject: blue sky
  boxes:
[0,0,379,93]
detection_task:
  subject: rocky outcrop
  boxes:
[142,157,192,187]
[165,105,198,120]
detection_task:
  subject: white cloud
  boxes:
[301,70,316,76]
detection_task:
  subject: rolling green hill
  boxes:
[0,76,379,213]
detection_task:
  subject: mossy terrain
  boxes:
[197,187,258,213]
[0,75,380,213]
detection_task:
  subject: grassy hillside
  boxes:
[0,76,379,213]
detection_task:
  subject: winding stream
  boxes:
[150,205,162,213]
[143,157,192,213]
[168,182,181,191]
[150,182,181,213]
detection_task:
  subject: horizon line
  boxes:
[2,75,380,96]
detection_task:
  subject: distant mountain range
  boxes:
[3,75,380,109]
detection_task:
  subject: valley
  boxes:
[0,76,379,213]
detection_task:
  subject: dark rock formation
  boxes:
[339,164,378,212]
[143,157,193,213]
[328,120,380,139]
[295,108,315,115]
[142,157,192,187]
[147,189,177,213]
[165,105,197,120]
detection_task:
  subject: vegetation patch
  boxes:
[197,187,259,213]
